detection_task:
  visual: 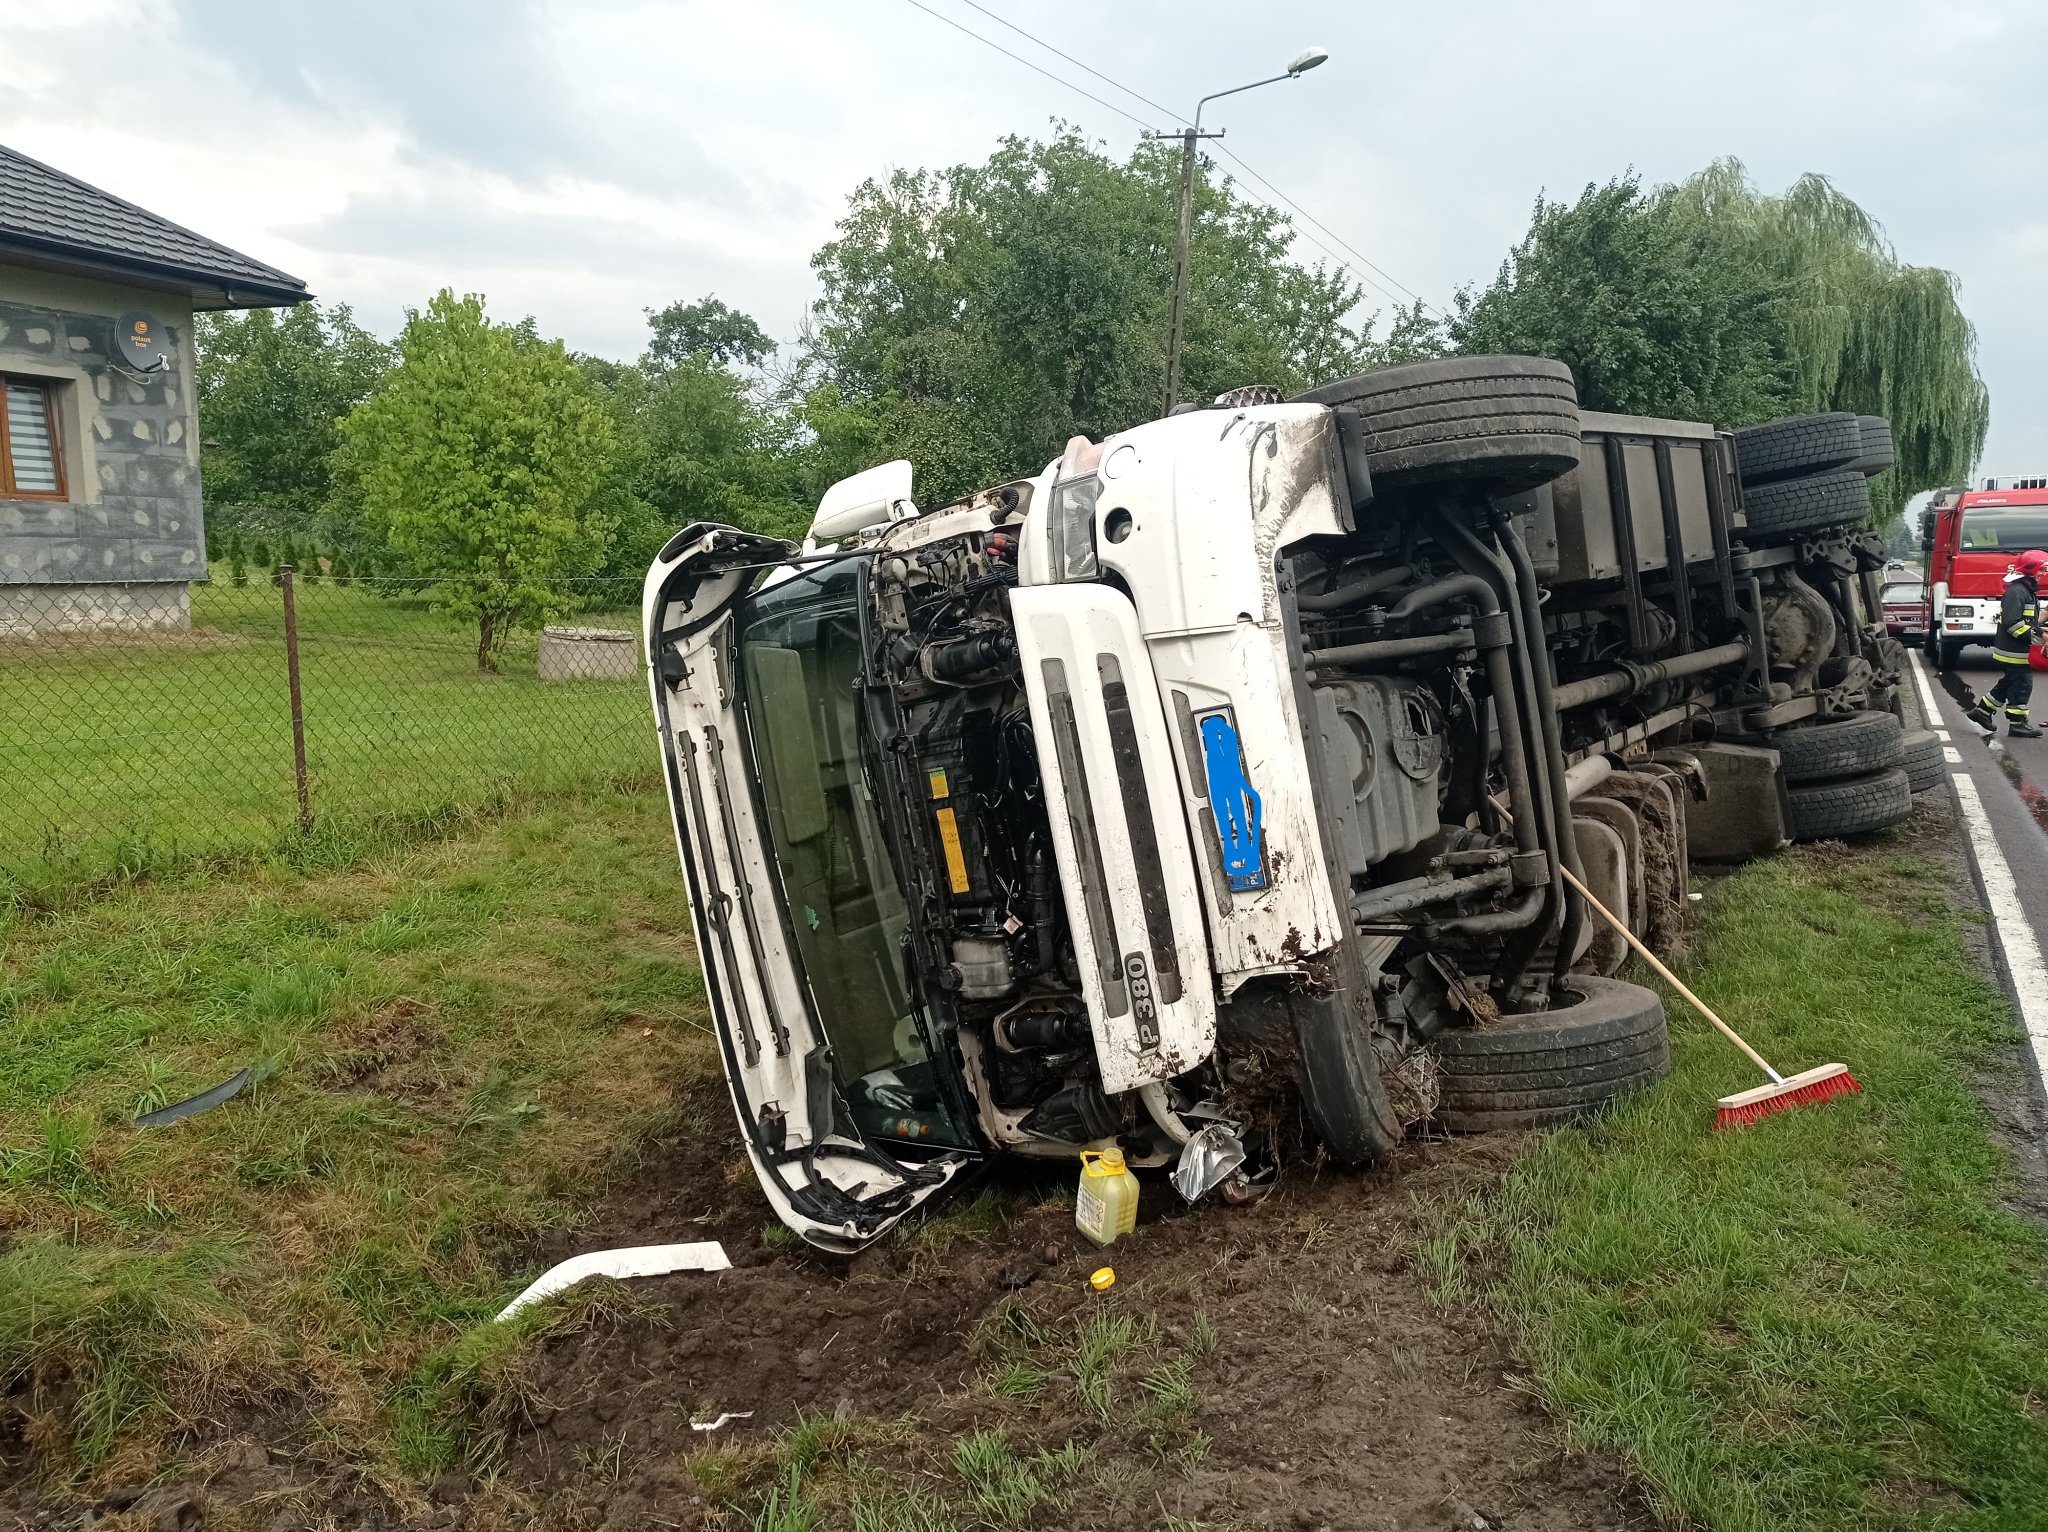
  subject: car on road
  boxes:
[1881,578,1931,641]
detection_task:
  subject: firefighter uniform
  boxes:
[1968,555,2046,739]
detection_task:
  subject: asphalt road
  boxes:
[1910,644,2048,1110]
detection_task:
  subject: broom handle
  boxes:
[1488,797,1785,1083]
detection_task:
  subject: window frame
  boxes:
[0,374,68,502]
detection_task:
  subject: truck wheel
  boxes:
[1900,730,1944,794]
[1293,354,1580,494]
[1432,977,1669,1132]
[1732,412,1863,485]
[1770,709,1905,784]
[1787,767,1913,841]
[1938,638,1969,671]
[1741,469,1872,543]
[1290,988,1403,1166]
[1851,415,1896,477]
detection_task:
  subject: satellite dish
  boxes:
[114,312,170,373]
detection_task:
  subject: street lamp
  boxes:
[1158,46,1330,415]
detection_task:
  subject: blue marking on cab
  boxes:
[1198,711,1267,892]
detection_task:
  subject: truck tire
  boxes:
[1787,766,1913,841]
[1851,415,1896,477]
[1741,469,1872,543]
[1900,729,1943,793]
[1293,355,1580,494]
[1770,709,1905,784]
[1291,988,1404,1167]
[1732,412,1863,485]
[1432,977,1670,1132]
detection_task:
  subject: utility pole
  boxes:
[1158,123,1224,417]
[1156,48,1330,418]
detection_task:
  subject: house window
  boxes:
[1,376,66,500]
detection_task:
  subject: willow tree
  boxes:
[1456,160,1988,521]
[1665,159,1989,518]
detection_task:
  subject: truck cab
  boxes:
[1925,479,2048,668]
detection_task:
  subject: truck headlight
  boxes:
[1945,603,1974,618]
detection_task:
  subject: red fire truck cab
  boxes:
[1924,477,2048,669]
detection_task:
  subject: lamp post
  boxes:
[1157,46,1329,415]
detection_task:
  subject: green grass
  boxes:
[0,782,717,1477]
[0,579,648,904]
[1437,847,2048,1531]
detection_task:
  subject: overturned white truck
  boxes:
[644,357,1927,1250]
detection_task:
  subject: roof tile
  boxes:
[0,143,307,303]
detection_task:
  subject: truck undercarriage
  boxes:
[645,357,1919,1250]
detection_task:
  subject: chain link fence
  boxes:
[0,570,653,893]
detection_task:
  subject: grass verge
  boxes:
[0,579,647,909]
[1432,842,2048,1530]
[0,782,716,1481]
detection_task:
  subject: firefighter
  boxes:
[1967,548,2048,739]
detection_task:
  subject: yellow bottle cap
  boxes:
[1089,1266,1116,1291]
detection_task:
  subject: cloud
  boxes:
[1,0,2041,469]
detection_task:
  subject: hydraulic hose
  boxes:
[1304,630,1474,669]
[1296,562,1417,612]
[1431,884,1546,937]
[1490,510,1590,982]
[1369,571,1543,876]
[1433,517,1564,995]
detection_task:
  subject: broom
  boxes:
[1489,798,1862,1127]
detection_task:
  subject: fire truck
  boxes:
[1924,477,2048,669]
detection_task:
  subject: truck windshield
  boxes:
[1959,510,2048,551]
[735,560,971,1151]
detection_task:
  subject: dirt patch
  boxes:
[16,1123,1648,1531]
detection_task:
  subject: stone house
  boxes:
[0,143,307,632]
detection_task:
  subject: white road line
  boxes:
[1935,729,1951,741]
[1908,646,1944,721]
[1944,746,1964,763]
[1909,650,2048,1078]
[1949,774,2048,1069]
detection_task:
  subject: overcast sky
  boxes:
[6,0,2042,474]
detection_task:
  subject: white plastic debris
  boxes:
[496,1241,732,1320]
[690,1411,755,1432]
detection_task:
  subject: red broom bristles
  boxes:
[1713,1063,1862,1131]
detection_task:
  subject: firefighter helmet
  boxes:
[2016,549,2048,581]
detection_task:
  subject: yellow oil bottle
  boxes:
[1075,1147,1139,1246]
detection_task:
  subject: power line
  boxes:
[898,0,1159,133]
[948,0,1184,121]
[1215,145,1439,315]
[899,0,1440,317]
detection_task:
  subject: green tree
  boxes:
[1664,160,1989,518]
[1451,174,1788,428]
[339,291,618,671]
[1451,161,1988,519]
[194,302,392,544]
[646,296,775,371]
[801,128,1392,507]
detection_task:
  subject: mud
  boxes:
[8,1103,1648,1531]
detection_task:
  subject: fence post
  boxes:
[279,565,313,834]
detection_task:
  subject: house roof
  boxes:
[0,143,309,309]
